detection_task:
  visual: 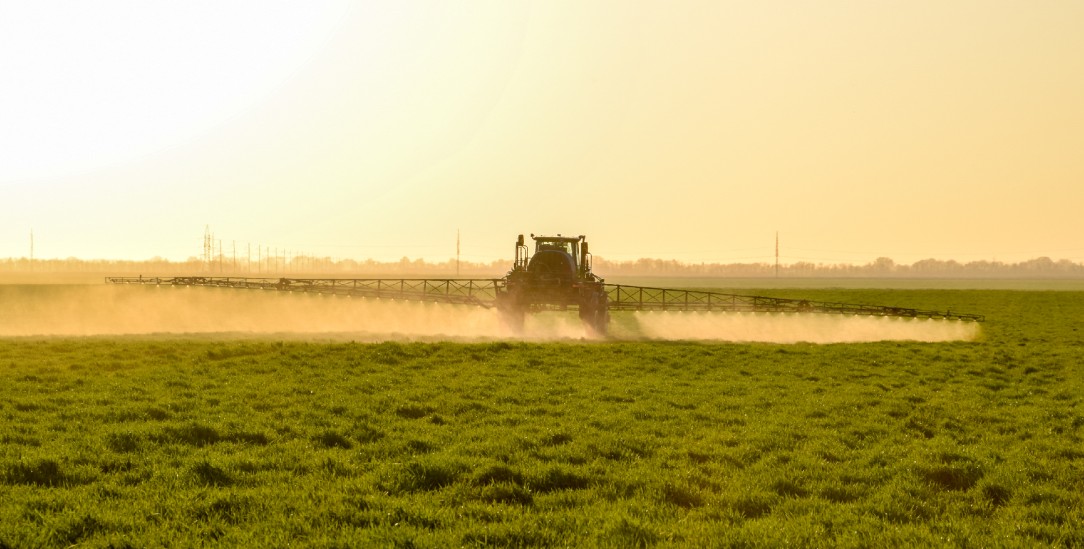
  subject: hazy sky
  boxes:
[2,1,1082,265]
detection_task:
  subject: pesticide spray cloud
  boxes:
[631,310,980,343]
[0,285,978,343]
[0,285,584,340]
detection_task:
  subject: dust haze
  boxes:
[0,285,979,343]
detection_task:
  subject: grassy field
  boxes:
[0,287,1081,547]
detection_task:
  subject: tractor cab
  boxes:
[512,234,593,280]
[534,237,579,258]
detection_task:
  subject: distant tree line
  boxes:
[0,256,508,277]
[2,255,1083,278]
[592,256,1084,278]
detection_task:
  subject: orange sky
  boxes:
[2,1,1082,265]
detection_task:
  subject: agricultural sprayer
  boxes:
[107,233,984,335]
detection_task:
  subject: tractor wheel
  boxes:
[579,291,609,337]
[593,293,610,337]
[496,293,526,333]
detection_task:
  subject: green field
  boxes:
[1,286,1082,547]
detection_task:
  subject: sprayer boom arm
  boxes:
[605,284,984,322]
[106,276,983,322]
[106,277,504,308]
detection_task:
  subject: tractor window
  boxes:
[538,240,572,254]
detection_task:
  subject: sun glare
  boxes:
[0,2,349,183]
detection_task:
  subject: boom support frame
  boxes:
[106,277,504,308]
[604,284,984,321]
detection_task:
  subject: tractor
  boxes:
[107,233,985,337]
[496,234,610,335]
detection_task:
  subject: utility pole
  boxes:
[203,226,211,272]
[775,231,780,279]
[232,241,236,273]
[456,229,461,278]
[29,229,34,273]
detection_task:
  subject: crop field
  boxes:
[0,286,1082,547]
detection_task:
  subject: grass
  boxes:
[0,288,1081,546]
